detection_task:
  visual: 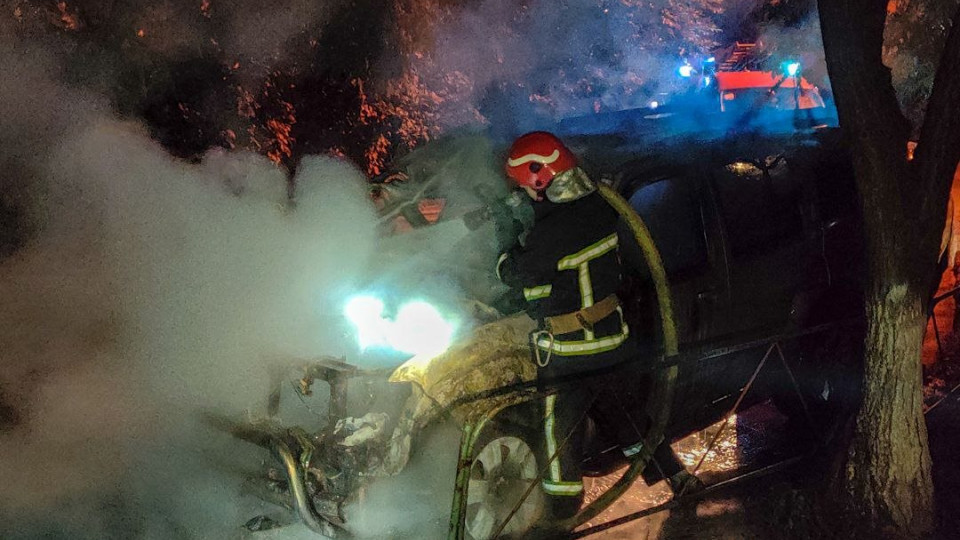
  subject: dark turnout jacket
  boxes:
[498,191,631,372]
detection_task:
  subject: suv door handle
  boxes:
[694,289,717,339]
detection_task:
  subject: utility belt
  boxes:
[544,294,620,335]
[534,294,621,368]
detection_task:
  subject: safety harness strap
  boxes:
[544,294,620,335]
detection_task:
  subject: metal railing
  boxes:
[445,317,861,539]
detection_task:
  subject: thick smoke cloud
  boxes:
[0,41,459,538]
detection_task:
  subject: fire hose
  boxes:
[561,184,680,527]
[597,183,678,358]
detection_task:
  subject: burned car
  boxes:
[215,127,864,539]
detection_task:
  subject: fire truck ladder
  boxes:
[719,42,760,72]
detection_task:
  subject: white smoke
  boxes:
[0,42,461,538]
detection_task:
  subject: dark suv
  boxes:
[577,127,865,453]
[582,128,863,344]
[366,126,864,534]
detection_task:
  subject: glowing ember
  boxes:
[266,114,295,164]
[136,28,145,38]
[200,0,211,18]
[364,134,391,176]
[222,129,237,149]
[235,86,257,118]
[354,72,446,175]
[55,2,80,31]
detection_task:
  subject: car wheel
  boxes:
[464,431,545,540]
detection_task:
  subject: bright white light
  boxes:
[388,301,455,357]
[344,295,455,357]
[649,101,659,109]
[703,76,712,87]
[678,65,694,78]
[344,295,388,350]
[706,56,716,63]
[785,62,801,77]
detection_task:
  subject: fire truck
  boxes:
[559,42,834,140]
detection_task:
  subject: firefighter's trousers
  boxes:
[539,367,647,519]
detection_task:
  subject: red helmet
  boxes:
[505,132,577,191]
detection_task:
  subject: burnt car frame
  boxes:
[219,125,865,539]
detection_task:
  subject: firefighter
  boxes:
[496,131,647,522]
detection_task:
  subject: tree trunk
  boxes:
[817,1,945,536]
[844,284,933,537]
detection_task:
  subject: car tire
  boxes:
[463,423,547,540]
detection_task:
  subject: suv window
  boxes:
[625,178,707,276]
[713,158,803,257]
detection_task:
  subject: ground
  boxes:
[929,385,960,539]
[575,390,960,539]
[582,404,803,539]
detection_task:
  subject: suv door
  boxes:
[709,153,823,336]
[617,170,727,346]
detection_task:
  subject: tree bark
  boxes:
[845,286,933,537]
[816,0,955,536]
